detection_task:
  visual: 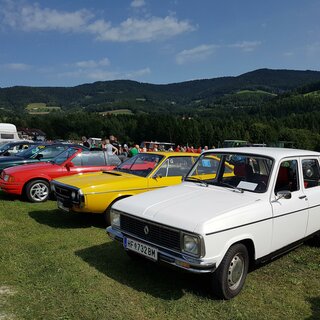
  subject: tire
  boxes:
[211,243,249,300]
[25,179,50,203]
[103,207,111,226]
[103,196,131,226]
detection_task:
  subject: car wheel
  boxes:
[25,179,50,203]
[211,243,249,300]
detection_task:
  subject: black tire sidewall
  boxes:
[211,243,249,300]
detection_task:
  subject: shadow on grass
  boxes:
[75,241,213,300]
[29,209,105,229]
[0,191,22,202]
[306,297,320,320]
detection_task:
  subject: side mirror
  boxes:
[276,190,292,200]
[35,153,43,160]
[65,162,74,170]
[153,174,162,180]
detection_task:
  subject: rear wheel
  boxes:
[211,243,249,299]
[25,179,50,203]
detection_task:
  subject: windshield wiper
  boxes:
[218,181,244,193]
[185,176,208,187]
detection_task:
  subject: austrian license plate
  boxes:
[57,201,69,212]
[124,237,158,261]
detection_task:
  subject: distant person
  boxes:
[82,136,90,148]
[129,144,139,157]
[105,139,118,155]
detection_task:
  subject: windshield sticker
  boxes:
[237,181,258,191]
[202,159,212,167]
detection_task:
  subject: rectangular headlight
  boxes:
[3,174,14,182]
[110,208,120,229]
[182,233,201,257]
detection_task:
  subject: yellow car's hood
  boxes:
[54,170,147,193]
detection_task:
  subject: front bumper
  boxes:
[106,226,216,274]
[0,180,23,195]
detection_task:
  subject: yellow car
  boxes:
[52,152,199,224]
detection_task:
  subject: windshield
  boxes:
[115,153,164,177]
[14,145,44,157]
[52,148,78,165]
[186,152,273,193]
[0,142,11,151]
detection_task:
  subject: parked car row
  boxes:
[0,146,319,299]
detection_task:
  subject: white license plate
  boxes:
[124,237,158,261]
[57,201,69,212]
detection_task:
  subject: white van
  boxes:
[0,123,21,143]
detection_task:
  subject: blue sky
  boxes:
[1,0,320,88]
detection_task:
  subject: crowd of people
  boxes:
[81,135,214,158]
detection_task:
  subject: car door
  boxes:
[270,158,309,251]
[147,156,195,190]
[300,157,320,236]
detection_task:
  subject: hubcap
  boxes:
[227,253,245,290]
[30,183,49,202]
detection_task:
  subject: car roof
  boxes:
[141,151,199,157]
[208,147,320,160]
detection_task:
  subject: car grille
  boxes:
[120,214,181,252]
[53,182,80,205]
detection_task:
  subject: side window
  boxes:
[71,154,82,166]
[155,159,168,177]
[302,159,320,189]
[275,160,299,193]
[81,152,106,166]
[167,157,194,177]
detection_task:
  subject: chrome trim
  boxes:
[106,226,215,274]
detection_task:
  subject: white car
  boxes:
[107,147,320,299]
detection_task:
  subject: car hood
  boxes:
[3,161,55,174]
[53,170,147,193]
[114,182,265,234]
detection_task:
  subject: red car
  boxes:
[0,147,121,202]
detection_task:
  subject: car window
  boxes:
[115,153,164,177]
[155,156,195,177]
[54,148,78,165]
[186,152,273,193]
[302,159,320,189]
[31,146,67,159]
[106,153,122,166]
[275,160,299,193]
[80,151,106,166]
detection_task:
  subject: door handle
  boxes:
[299,195,307,200]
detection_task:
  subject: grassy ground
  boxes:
[0,192,319,320]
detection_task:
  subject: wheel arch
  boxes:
[22,176,51,196]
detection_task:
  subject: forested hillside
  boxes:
[1,68,320,150]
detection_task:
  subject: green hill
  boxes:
[1,68,320,113]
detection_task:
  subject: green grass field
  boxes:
[26,103,61,114]
[0,192,319,320]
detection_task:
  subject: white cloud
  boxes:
[0,1,92,32]
[229,41,261,52]
[0,1,195,42]
[74,58,110,68]
[60,67,151,82]
[176,44,218,65]
[88,16,195,42]
[131,0,146,8]
[3,63,31,71]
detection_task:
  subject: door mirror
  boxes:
[35,153,43,160]
[65,162,74,170]
[276,190,292,200]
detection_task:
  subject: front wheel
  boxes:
[25,179,50,203]
[211,243,249,300]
